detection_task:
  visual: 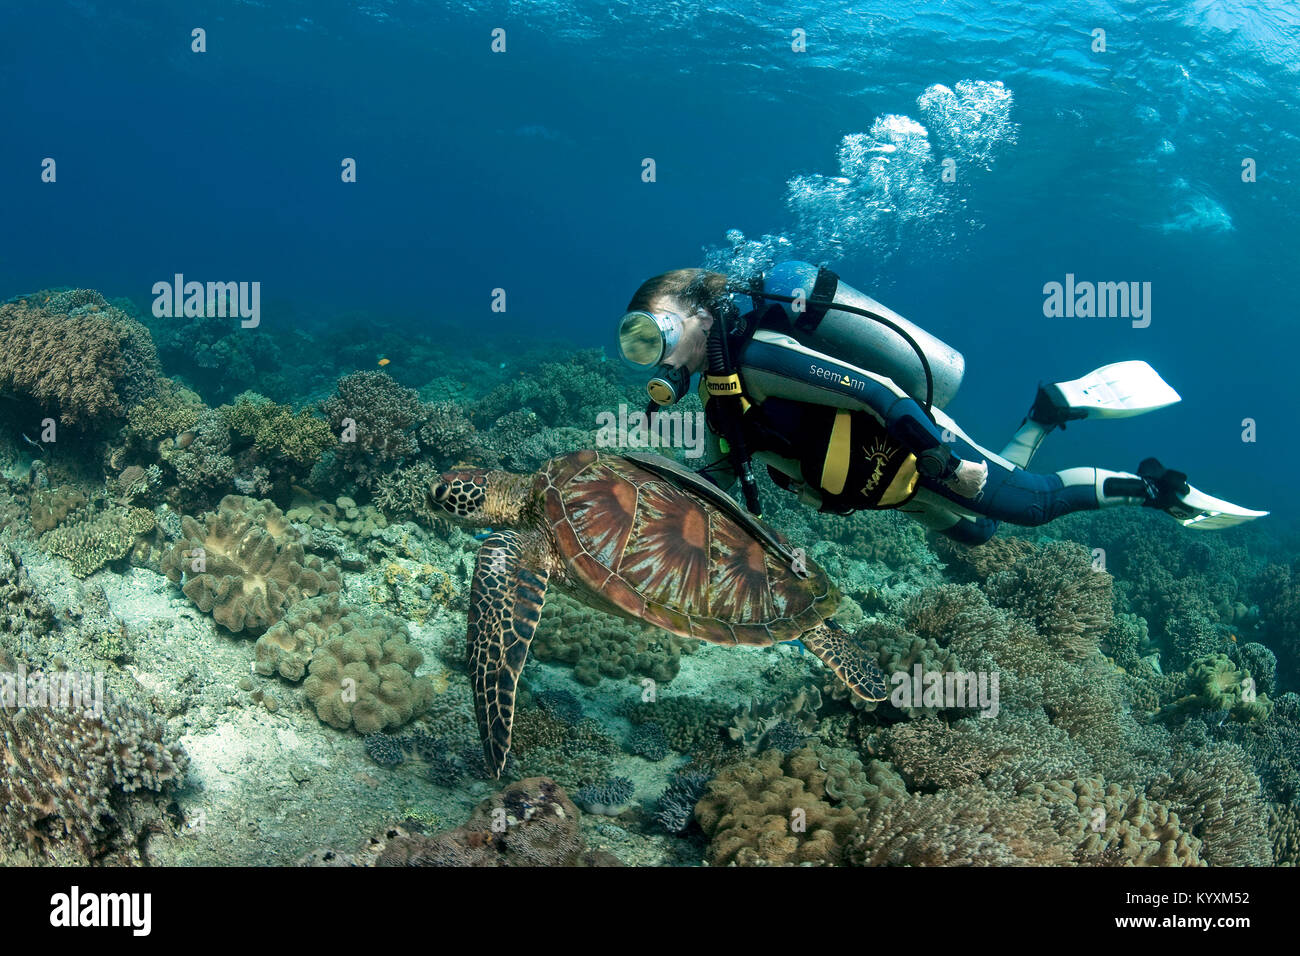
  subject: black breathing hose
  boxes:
[707,322,763,515]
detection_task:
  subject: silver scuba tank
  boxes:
[760,260,965,409]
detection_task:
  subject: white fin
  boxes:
[1173,484,1268,529]
[1053,361,1181,419]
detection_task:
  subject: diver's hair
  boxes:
[626,269,730,315]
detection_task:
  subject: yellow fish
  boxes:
[378,357,390,366]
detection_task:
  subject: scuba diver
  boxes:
[615,261,1266,544]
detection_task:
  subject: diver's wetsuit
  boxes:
[701,301,1145,545]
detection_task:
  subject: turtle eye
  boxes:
[433,483,450,502]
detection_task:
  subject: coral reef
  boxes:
[254,592,347,680]
[39,503,157,577]
[301,612,435,733]
[574,776,635,815]
[984,541,1114,661]
[694,743,898,866]
[1156,654,1273,724]
[220,391,335,471]
[535,591,697,687]
[656,770,713,834]
[0,293,160,425]
[162,495,341,633]
[375,777,619,866]
[0,689,186,863]
[320,371,424,489]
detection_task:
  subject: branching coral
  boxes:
[0,690,186,863]
[320,371,424,489]
[220,391,334,468]
[161,494,341,633]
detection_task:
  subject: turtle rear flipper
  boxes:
[468,530,550,778]
[802,621,889,701]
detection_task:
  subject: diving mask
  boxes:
[617,310,684,367]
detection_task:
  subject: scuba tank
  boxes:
[759,261,965,410]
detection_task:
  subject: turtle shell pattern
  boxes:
[541,449,839,645]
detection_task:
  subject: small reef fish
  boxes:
[378,357,390,366]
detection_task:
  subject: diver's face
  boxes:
[654,297,713,373]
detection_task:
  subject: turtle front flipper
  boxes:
[467,530,550,778]
[802,620,889,701]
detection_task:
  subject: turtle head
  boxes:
[431,469,529,526]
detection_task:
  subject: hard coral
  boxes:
[321,371,423,489]
[162,494,341,633]
[0,691,186,863]
[220,391,334,467]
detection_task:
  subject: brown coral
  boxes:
[162,494,340,633]
[0,294,159,425]
[694,743,898,866]
[984,541,1114,660]
[0,688,187,863]
[301,611,434,733]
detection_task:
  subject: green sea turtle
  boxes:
[432,449,887,777]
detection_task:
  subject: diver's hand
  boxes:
[944,459,988,498]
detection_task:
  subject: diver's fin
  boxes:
[1138,458,1267,529]
[1041,361,1181,422]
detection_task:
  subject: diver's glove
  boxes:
[918,446,989,498]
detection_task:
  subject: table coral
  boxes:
[162,494,341,633]
[302,612,434,734]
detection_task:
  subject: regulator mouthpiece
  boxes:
[646,364,690,406]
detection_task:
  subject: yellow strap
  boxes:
[821,410,853,495]
[705,373,743,396]
[877,453,919,506]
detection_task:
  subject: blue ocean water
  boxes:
[6,0,1294,516]
[3,1,1300,877]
